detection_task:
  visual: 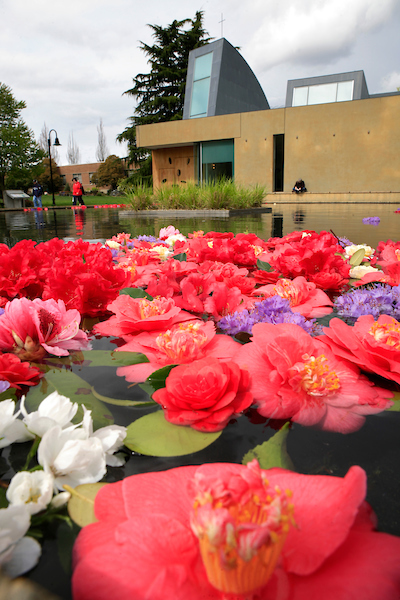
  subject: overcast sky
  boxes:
[1,0,399,165]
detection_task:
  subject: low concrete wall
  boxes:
[265,192,400,204]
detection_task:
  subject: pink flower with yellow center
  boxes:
[72,461,400,600]
[319,314,400,384]
[254,276,333,318]
[93,295,193,339]
[0,297,90,361]
[117,320,241,382]
[235,322,393,433]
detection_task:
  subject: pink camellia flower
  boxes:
[152,357,253,432]
[72,461,400,600]
[254,276,333,318]
[159,225,181,240]
[93,295,193,339]
[0,297,91,361]
[318,315,400,385]
[117,320,241,382]
[235,322,393,433]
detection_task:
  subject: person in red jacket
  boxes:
[72,178,85,206]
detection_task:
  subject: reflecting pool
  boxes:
[0,202,399,599]
[1,202,399,247]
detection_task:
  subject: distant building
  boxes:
[136,38,400,195]
[58,160,134,192]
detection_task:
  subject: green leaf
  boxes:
[146,364,178,395]
[0,388,18,403]
[91,385,154,407]
[80,350,149,367]
[66,483,108,527]
[386,390,400,411]
[172,252,187,262]
[256,259,274,272]
[0,488,8,509]
[119,287,153,300]
[124,410,222,457]
[349,248,365,266]
[24,370,114,430]
[242,422,294,470]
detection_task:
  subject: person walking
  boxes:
[32,180,43,208]
[72,177,85,206]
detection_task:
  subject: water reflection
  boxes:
[0,202,399,246]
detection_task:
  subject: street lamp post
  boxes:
[48,129,61,207]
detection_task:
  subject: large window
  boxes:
[292,80,354,107]
[196,139,234,184]
[190,52,213,118]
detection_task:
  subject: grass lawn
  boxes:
[38,195,126,208]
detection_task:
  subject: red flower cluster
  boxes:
[357,239,400,286]
[259,230,350,291]
[0,353,42,389]
[0,238,129,316]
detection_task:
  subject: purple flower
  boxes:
[0,379,10,394]
[362,217,380,226]
[334,284,400,320]
[338,236,353,248]
[219,296,315,336]
[135,235,158,243]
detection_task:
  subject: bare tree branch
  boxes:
[67,131,81,165]
[95,118,109,162]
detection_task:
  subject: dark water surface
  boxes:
[1,202,399,247]
[1,203,399,599]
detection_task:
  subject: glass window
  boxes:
[292,86,308,107]
[308,83,337,105]
[194,52,213,81]
[73,173,82,183]
[190,79,211,118]
[292,80,355,106]
[190,52,213,119]
[201,140,234,184]
[337,80,354,102]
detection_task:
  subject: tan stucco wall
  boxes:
[137,95,400,193]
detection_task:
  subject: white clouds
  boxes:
[244,0,399,74]
[1,0,399,163]
[380,71,400,92]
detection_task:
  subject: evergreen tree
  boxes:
[0,83,44,191]
[118,11,211,181]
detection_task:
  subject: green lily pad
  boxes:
[124,410,222,457]
[80,350,149,368]
[119,287,153,300]
[66,482,108,527]
[349,248,365,266]
[256,259,274,272]
[91,385,154,407]
[242,422,294,470]
[24,370,114,430]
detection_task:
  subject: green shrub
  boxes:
[121,180,266,210]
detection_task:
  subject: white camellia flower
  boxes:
[345,244,375,259]
[6,471,54,515]
[0,399,34,449]
[80,406,127,466]
[50,491,71,509]
[349,265,380,279]
[20,391,79,438]
[37,425,106,491]
[0,504,41,578]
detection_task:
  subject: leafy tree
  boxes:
[96,118,109,162]
[0,83,44,191]
[118,12,211,180]
[37,158,62,193]
[91,155,125,189]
